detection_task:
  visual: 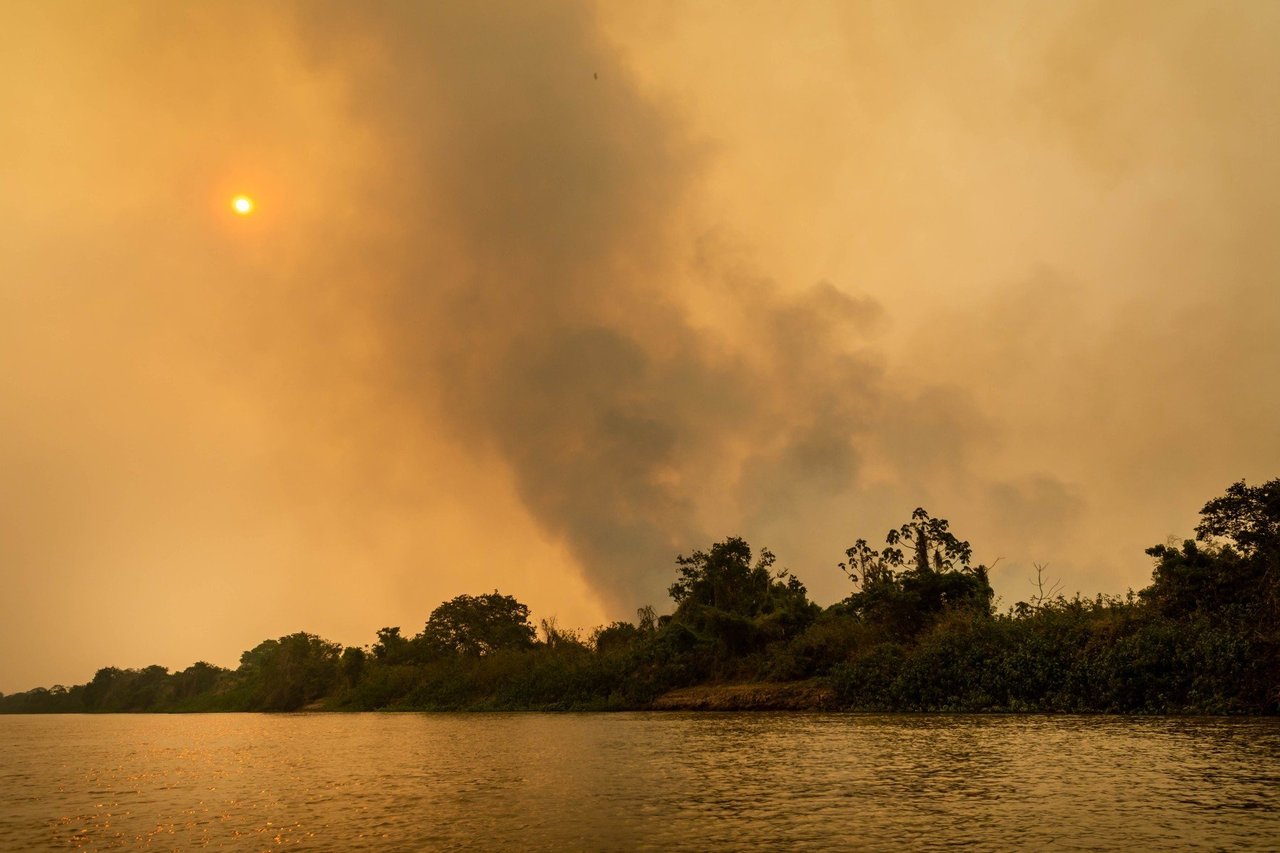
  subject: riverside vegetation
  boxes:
[4,479,1277,715]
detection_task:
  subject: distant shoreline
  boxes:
[4,481,1277,717]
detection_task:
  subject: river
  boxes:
[1,713,1277,850]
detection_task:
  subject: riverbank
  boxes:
[649,679,836,711]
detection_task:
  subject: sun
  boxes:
[231,195,255,216]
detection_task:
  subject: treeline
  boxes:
[3,479,1277,714]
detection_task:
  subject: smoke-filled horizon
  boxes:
[2,0,1278,693]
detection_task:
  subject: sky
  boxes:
[2,0,1278,693]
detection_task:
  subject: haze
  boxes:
[2,0,1278,693]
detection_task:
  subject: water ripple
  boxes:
[0,713,1277,850]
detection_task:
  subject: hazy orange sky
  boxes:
[2,1,1278,693]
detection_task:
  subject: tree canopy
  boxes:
[421,592,537,656]
[841,508,993,637]
[4,480,1277,715]
[1145,478,1280,626]
[1194,478,1280,556]
[669,536,809,618]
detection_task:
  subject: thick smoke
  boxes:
[287,0,1280,608]
[2,0,1278,692]
[286,2,970,609]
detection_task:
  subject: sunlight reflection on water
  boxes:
[1,713,1277,850]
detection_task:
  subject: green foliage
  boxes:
[421,592,537,657]
[593,621,642,654]
[670,537,779,616]
[762,611,869,680]
[1194,477,1280,556]
[841,508,994,640]
[1145,479,1280,635]
[829,643,907,708]
[0,683,85,713]
[340,647,366,686]
[1142,540,1256,619]
[664,537,819,679]
[237,633,343,711]
[372,627,413,663]
[172,662,224,702]
[885,507,973,574]
[4,482,1277,716]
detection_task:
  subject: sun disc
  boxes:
[231,195,254,215]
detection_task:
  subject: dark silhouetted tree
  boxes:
[1145,478,1280,625]
[1194,478,1280,556]
[341,647,366,686]
[237,633,342,710]
[172,662,225,701]
[885,507,974,574]
[670,537,800,617]
[667,537,816,659]
[842,508,993,638]
[372,627,412,663]
[421,592,537,656]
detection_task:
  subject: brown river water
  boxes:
[1,713,1277,851]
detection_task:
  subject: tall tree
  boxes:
[885,508,974,574]
[669,537,807,617]
[1195,478,1280,556]
[842,508,992,638]
[1145,478,1280,622]
[237,633,342,711]
[421,592,537,656]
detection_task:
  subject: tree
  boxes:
[666,537,816,659]
[839,539,893,588]
[594,621,641,654]
[167,661,226,704]
[341,647,366,685]
[842,508,993,638]
[421,592,537,656]
[885,508,974,574]
[669,537,805,617]
[83,667,124,710]
[372,627,412,663]
[125,665,171,710]
[539,616,587,651]
[237,633,342,710]
[1144,478,1280,622]
[1195,478,1280,556]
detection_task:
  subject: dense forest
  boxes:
[3,479,1277,714]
